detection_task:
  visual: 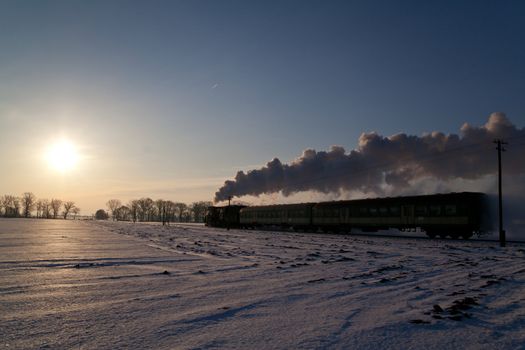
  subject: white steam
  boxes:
[215,113,524,202]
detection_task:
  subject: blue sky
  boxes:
[0,0,524,212]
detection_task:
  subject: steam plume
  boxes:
[215,113,525,202]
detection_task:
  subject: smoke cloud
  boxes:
[215,113,525,203]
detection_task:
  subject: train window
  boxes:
[369,207,378,215]
[445,205,457,216]
[429,205,441,216]
[359,207,368,216]
[415,205,427,216]
[389,206,400,215]
[379,207,388,216]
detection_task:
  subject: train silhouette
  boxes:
[205,192,491,239]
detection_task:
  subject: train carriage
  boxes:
[239,203,314,229]
[209,192,490,239]
[311,192,487,238]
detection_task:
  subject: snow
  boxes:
[1,218,525,349]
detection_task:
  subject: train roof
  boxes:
[240,192,485,210]
[241,203,315,211]
[207,205,247,209]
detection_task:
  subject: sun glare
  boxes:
[45,139,79,172]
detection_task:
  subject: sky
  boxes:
[0,0,524,214]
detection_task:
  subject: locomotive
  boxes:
[205,192,490,239]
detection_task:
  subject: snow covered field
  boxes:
[1,219,525,349]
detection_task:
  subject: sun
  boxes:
[45,139,79,172]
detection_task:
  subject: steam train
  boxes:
[205,192,490,239]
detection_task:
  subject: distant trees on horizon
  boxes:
[103,198,212,225]
[0,193,212,224]
[0,192,80,220]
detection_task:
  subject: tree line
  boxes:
[0,192,80,219]
[102,198,212,225]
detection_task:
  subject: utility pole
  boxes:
[494,139,507,247]
[227,195,232,231]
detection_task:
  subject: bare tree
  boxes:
[116,205,131,221]
[165,200,176,225]
[0,195,8,217]
[13,196,21,217]
[50,199,62,219]
[155,199,165,223]
[36,199,43,218]
[153,199,176,226]
[1,195,20,217]
[21,192,36,218]
[99,198,214,224]
[174,202,188,222]
[62,201,77,219]
[190,201,213,223]
[41,199,51,219]
[1,195,9,217]
[137,197,154,221]
[106,199,122,221]
[128,200,139,223]
[71,207,80,219]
